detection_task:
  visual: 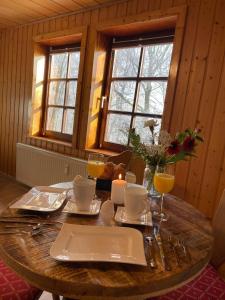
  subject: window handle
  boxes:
[97,96,107,109]
[101,96,107,109]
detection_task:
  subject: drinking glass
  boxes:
[87,153,105,180]
[153,165,175,221]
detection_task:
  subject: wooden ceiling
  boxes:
[0,0,116,30]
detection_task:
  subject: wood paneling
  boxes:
[0,174,29,214]
[0,0,225,218]
[0,0,117,30]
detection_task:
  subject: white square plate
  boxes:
[115,207,152,226]
[10,186,67,212]
[50,224,147,266]
[62,200,101,215]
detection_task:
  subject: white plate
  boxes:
[115,207,152,226]
[10,186,67,212]
[62,200,101,215]
[50,224,147,266]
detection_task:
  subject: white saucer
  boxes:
[114,207,152,226]
[63,199,101,215]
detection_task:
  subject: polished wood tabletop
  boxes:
[0,182,213,300]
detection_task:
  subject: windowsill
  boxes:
[85,148,120,157]
[30,135,73,148]
[30,137,121,157]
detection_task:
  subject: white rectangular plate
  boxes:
[50,224,147,266]
[10,186,67,212]
[115,207,152,226]
[62,200,101,215]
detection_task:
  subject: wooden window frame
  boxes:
[100,32,174,152]
[42,44,80,143]
[30,26,88,148]
[82,6,187,152]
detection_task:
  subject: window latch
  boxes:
[97,96,107,109]
[101,96,107,109]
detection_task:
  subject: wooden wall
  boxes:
[0,0,224,218]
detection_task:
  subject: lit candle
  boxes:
[111,174,127,204]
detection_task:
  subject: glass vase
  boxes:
[143,164,165,198]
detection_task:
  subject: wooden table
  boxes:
[0,182,213,300]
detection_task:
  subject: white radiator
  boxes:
[16,143,87,187]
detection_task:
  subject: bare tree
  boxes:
[106,43,173,144]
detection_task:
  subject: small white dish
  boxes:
[10,186,67,212]
[115,207,152,226]
[63,199,101,215]
[50,224,147,266]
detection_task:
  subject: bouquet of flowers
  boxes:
[129,119,203,193]
[129,119,203,166]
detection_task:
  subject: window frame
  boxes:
[42,44,81,143]
[100,33,174,152]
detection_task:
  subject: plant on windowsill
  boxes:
[129,119,204,196]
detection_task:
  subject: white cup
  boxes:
[73,179,96,211]
[124,184,149,220]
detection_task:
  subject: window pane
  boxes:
[104,113,131,145]
[141,43,173,77]
[109,81,136,112]
[135,81,167,115]
[66,81,77,106]
[133,116,161,144]
[68,52,80,78]
[46,107,63,132]
[63,109,74,134]
[48,81,66,105]
[112,47,141,77]
[50,53,68,78]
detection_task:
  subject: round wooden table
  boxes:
[0,182,213,300]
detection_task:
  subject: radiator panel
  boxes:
[16,143,87,187]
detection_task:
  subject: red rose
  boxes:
[167,140,181,155]
[183,136,195,152]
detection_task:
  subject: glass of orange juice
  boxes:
[153,165,175,221]
[87,153,105,179]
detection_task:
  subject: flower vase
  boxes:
[143,165,164,198]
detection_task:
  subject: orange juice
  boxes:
[87,160,105,178]
[154,173,175,194]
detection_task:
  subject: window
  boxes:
[100,32,174,151]
[43,45,80,142]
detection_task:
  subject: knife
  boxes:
[153,225,171,271]
[145,236,157,268]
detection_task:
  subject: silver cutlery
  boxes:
[4,223,43,230]
[0,227,43,236]
[145,236,157,268]
[153,225,171,271]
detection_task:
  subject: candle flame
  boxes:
[119,174,122,180]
